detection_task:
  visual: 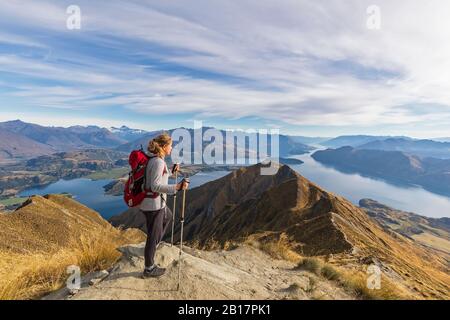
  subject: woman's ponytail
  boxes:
[148,133,172,157]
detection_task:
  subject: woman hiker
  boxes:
[140,133,189,278]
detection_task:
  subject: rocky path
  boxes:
[44,242,352,300]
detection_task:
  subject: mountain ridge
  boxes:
[111,162,450,299]
[359,198,450,255]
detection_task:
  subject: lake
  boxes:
[289,152,450,218]
[19,170,231,219]
[19,156,450,219]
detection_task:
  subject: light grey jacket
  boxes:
[140,153,177,211]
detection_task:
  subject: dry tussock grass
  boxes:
[338,270,410,300]
[253,233,302,263]
[0,229,136,300]
[296,257,411,300]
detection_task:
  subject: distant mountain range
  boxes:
[320,135,450,159]
[358,138,450,159]
[4,120,449,165]
[288,136,331,145]
[320,135,413,148]
[312,147,450,197]
[116,127,314,158]
[0,120,128,162]
[0,120,315,163]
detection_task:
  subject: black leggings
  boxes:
[141,207,173,268]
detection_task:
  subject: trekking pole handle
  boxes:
[172,163,179,174]
[181,177,190,184]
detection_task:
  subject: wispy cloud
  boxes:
[0,0,449,136]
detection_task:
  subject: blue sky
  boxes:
[0,0,450,138]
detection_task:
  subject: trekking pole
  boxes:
[177,177,189,291]
[170,164,178,247]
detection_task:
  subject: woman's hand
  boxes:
[172,163,180,174]
[176,178,190,191]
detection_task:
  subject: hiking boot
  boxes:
[142,265,166,278]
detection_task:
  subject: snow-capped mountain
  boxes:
[109,126,149,142]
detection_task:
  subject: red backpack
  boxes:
[123,149,161,207]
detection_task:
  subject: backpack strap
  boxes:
[144,156,168,206]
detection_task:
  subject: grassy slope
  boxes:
[0,197,28,206]
[0,195,145,299]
